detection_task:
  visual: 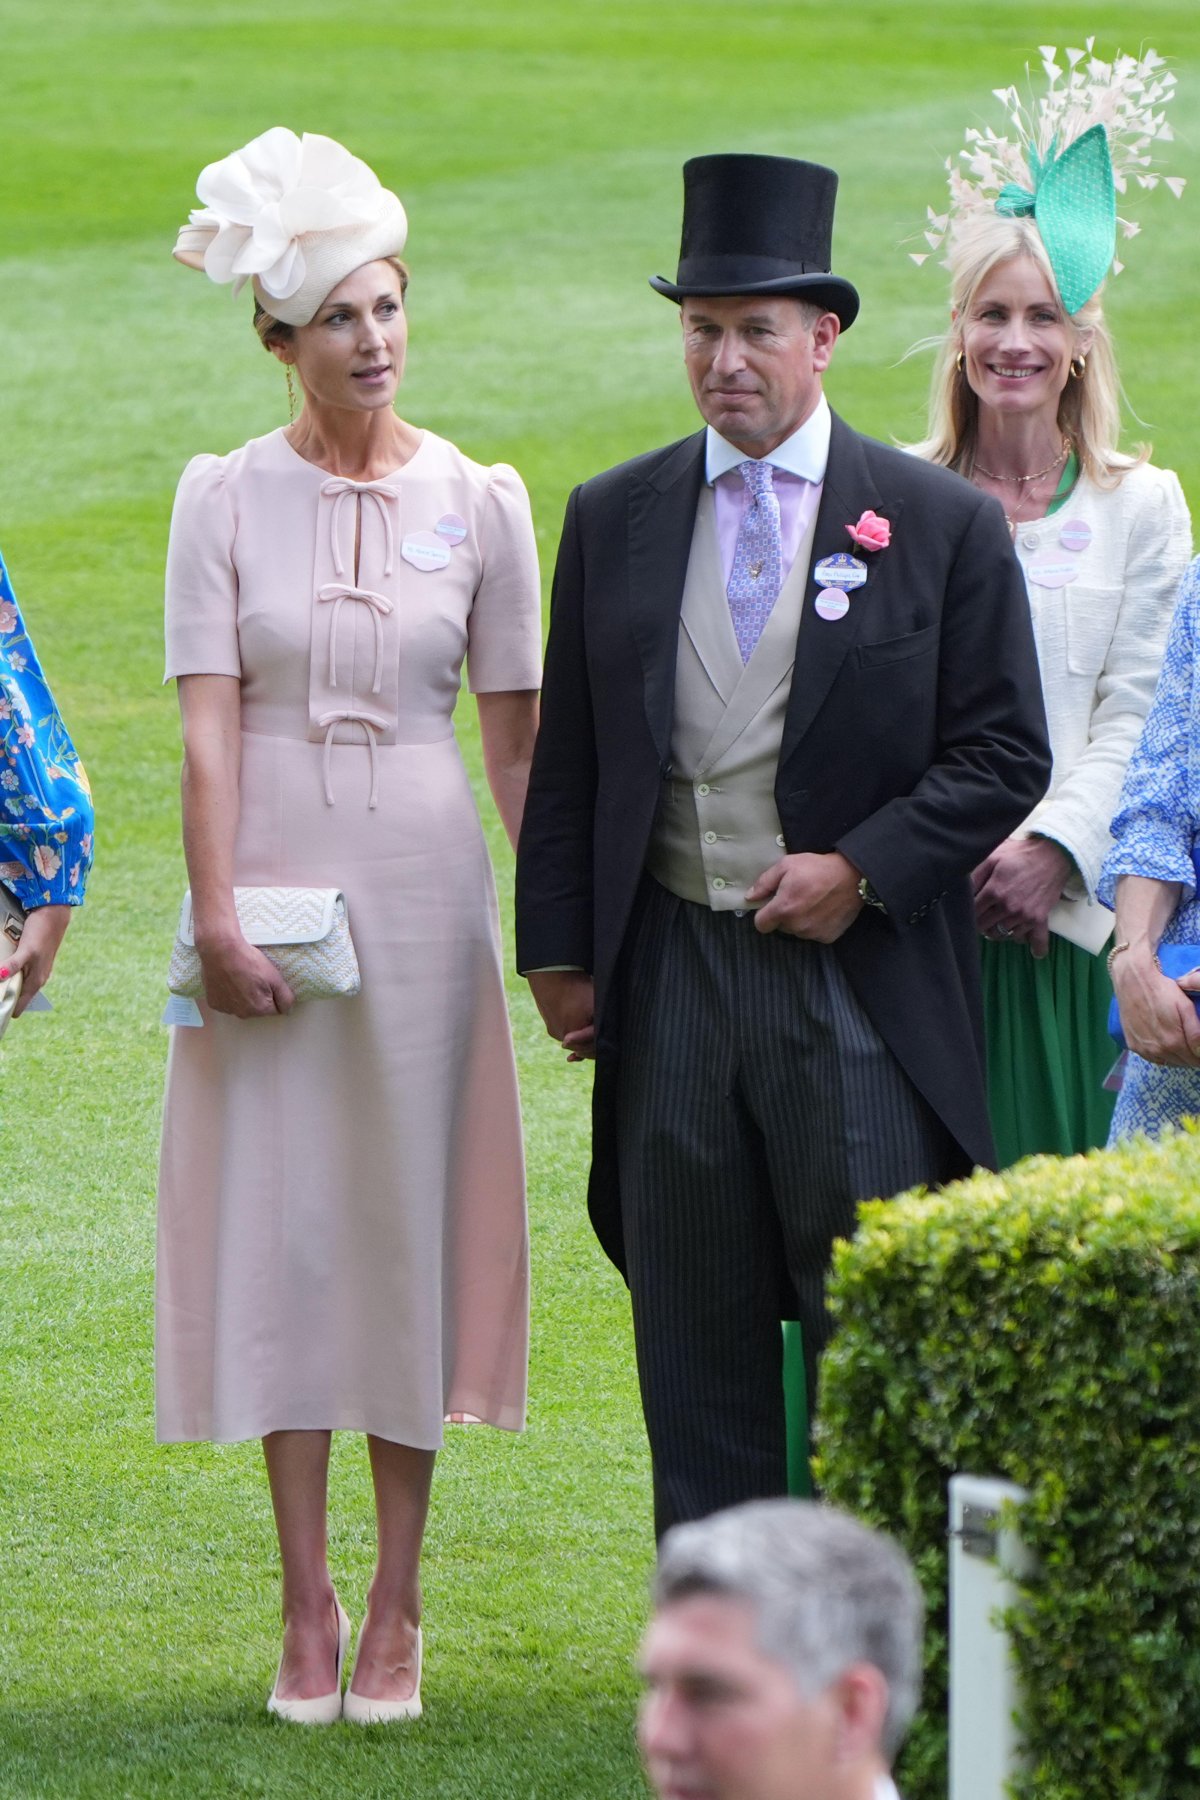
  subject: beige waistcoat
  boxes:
[645,485,818,911]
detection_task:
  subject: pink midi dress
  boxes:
[155,427,541,1447]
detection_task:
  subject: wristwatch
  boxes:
[857,876,886,914]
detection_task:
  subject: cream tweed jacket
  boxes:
[1013,461,1192,925]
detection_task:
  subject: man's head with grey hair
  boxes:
[638,1499,923,1800]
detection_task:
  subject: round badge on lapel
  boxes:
[435,513,468,545]
[1058,518,1092,554]
[814,589,850,621]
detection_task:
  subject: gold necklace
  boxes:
[971,438,1071,485]
[970,439,1073,538]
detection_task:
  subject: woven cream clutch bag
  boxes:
[168,887,361,1004]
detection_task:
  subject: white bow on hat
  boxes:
[174,127,408,326]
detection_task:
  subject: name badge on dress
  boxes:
[1028,558,1079,590]
[401,533,452,572]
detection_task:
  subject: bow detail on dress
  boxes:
[317,584,394,693]
[311,478,402,807]
[317,709,389,809]
[321,478,400,577]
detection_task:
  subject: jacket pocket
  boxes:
[1063,584,1122,679]
[855,624,939,669]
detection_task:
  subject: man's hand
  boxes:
[972,835,1071,958]
[1113,949,1200,1067]
[526,969,596,1062]
[745,852,864,943]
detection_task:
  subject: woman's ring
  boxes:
[995,925,1014,938]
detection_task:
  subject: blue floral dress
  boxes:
[0,544,93,909]
[1099,555,1200,1139]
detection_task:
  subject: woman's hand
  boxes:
[1113,949,1200,1067]
[197,931,294,1018]
[2,904,72,1017]
[972,836,1072,957]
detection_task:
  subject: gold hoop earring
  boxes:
[1070,355,1086,379]
[285,364,298,420]
[955,350,965,375]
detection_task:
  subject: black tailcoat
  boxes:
[516,413,1052,1274]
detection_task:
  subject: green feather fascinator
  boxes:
[914,42,1185,316]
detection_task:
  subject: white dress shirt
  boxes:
[706,395,831,586]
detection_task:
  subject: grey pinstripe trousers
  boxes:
[615,877,953,1533]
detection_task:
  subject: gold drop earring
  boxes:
[285,363,298,421]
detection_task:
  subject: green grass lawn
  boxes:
[1,3,1199,1795]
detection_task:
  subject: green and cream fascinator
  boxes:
[914,42,1185,315]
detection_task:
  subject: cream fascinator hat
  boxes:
[914,41,1184,315]
[174,127,408,326]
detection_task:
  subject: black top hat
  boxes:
[650,154,860,329]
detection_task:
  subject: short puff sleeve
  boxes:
[465,464,543,694]
[164,455,241,682]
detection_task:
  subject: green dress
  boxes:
[785,458,1113,1492]
[981,458,1115,1165]
[979,932,1114,1166]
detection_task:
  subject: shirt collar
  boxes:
[875,1776,901,1800]
[705,394,831,486]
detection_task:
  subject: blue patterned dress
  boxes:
[1100,556,1200,1139]
[0,544,93,910]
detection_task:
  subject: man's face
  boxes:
[637,1594,843,1800]
[681,296,839,456]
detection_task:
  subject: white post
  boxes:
[948,1473,1034,1800]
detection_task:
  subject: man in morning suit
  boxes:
[515,155,1051,1534]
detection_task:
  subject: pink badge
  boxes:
[435,513,468,545]
[814,589,850,621]
[1059,518,1092,554]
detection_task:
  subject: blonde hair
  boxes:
[253,255,410,350]
[911,211,1143,487]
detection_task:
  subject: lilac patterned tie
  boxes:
[726,460,783,663]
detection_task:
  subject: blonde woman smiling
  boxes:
[912,48,1191,1164]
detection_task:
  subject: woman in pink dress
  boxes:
[159,130,541,1724]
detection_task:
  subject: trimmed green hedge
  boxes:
[816,1126,1200,1800]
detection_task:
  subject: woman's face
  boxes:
[279,260,407,414]
[958,255,1081,426]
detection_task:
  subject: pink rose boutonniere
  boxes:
[846,510,891,552]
